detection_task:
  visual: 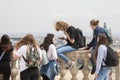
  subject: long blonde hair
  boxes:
[15,34,37,50]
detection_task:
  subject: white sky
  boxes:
[0,0,120,36]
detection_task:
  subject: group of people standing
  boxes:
[0,19,111,80]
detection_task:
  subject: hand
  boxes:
[64,31,68,35]
[95,73,98,79]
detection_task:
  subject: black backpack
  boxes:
[103,46,119,67]
[75,28,86,48]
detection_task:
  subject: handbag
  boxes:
[0,51,5,61]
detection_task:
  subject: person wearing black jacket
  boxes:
[80,19,106,74]
[0,34,13,80]
[55,21,81,69]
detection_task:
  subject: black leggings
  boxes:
[20,67,39,80]
[0,62,11,80]
[41,74,50,80]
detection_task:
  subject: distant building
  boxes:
[103,22,112,38]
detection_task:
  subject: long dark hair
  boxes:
[40,33,54,52]
[95,33,109,59]
[0,34,12,51]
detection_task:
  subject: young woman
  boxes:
[55,21,80,69]
[40,33,58,80]
[0,34,13,80]
[80,19,106,74]
[13,34,42,80]
[95,34,111,80]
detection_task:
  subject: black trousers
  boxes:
[20,67,39,80]
[0,62,11,80]
[41,74,50,80]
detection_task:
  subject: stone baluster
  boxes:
[115,50,120,80]
[58,58,67,80]
[80,50,90,80]
[109,69,113,80]
[115,58,120,80]
[11,53,18,80]
[0,74,3,80]
[67,51,78,80]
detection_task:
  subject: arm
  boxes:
[37,47,42,61]
[64,31,75,44]
[13,46,27,60]
[95,45,105,76]
[48,44,58,60]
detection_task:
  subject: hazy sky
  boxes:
[0,0,120,36]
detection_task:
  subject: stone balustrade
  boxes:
[58,50,90,80]
[58,49,120,80]
[0,49,120,80]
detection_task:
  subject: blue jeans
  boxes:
[95,67,111,80]
[56,45,76,63]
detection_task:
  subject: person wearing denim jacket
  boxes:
[39,33,58,80]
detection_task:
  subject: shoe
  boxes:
[91,65,96,74]
[78,64,84,70]
[77,59,84,70]
[90,56,96,74]
[66,61,74,70]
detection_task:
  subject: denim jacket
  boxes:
[87,26,105,49]
[40,60,59,80]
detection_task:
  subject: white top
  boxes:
[14,45,42,72]
[95,45,107,74]
[47,44,58,60]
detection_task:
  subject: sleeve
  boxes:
[37,47,42,61]
[95,45,105,74]
[88,31,98,49]
[14,46,27,57]
[48,44,58,60]
[67,26,76,39]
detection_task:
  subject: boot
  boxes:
[90,56,96,74]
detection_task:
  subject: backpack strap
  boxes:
[22,55,28,65]
[0,51,5,61]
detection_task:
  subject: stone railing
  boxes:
[58,49,120,80]
[58,50,91,80]
[0,49,119,80]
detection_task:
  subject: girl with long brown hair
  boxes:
[13,34,42,80]
[95,34,111,80]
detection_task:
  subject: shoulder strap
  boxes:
[0,51,5,61]
[22,55,29,65]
